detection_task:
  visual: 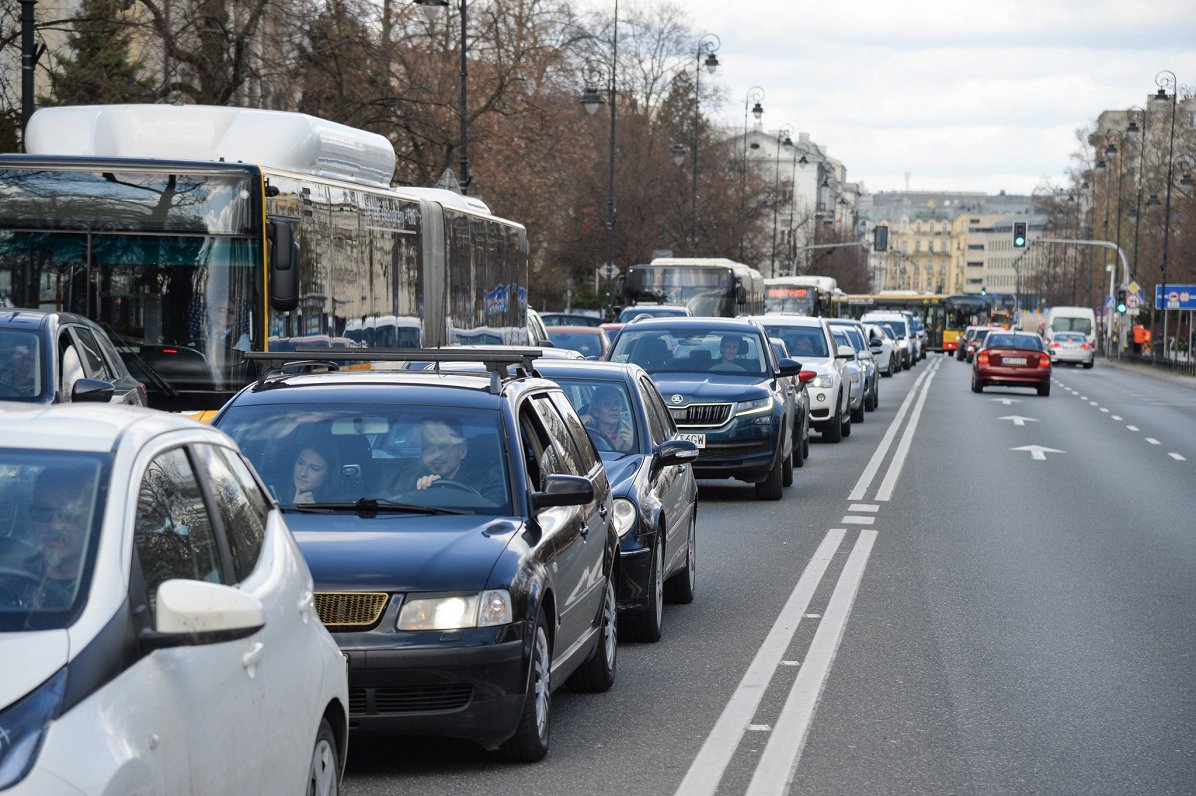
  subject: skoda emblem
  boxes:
[670,394,684,404]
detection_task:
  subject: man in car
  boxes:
[392,418,505,502]
[711,335,747,373]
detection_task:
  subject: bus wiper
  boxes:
[283,498,471,516]
[100,321,178,398]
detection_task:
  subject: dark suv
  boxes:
[608,318,801,500]
[211,349,618,762]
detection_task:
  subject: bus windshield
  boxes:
[626,267,734,316]
[765,285,816,315]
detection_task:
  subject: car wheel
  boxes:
[823,396,843,443]
[803,435,810,460]
[793,428,805,469]
[625,541,663,643]
[306,718,339,796]
[498,612,552,762]
[871,383,879,411]
[664,511,696,604]
[1083,360,1094,369]
[782,440,794,487]
[971,373,983,393]
[842,407,852,438]
[851,399,865,423]
[569,575,617,692]
[1038,382,1051,397]
[755,452,784,500]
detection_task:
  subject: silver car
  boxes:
[1048,331,1095,368]
[755,315,853,443]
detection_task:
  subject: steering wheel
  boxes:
[424,479,484,497]
[0,567,72,608]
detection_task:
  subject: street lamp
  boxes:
[1150,69,1179,357]
[769,125,793,278]
[739,86,764,261]
[579,0,619,318]
[414,0,471,193]
[1126,106,1148,286]
[689,33,720,254]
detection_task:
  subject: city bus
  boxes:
[763,275,842,317]
[0,104,529,411]
[941,294,994,352]
[833,292,949,350]
[622,257,764,318]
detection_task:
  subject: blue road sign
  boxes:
[1154,284,1196,310]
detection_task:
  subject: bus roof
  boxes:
[644,257,761,275]
[24,104,396,188]
[765,275,838,291]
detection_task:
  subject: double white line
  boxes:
[675,358,940,796]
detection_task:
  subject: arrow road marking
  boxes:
[990,397,1022,406]
[1011,445,1064,461]
[999,415,1039,427]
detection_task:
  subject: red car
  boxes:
[971,331,1051,396]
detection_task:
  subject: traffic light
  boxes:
[873,225,888,252]
[1116,288,1127,314]
[980,286,987,296]
[1012,221,1027,248]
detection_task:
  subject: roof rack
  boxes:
[243,348,544,394]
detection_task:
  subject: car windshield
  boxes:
[0,451,107,631]
[611,328,767,376]
[215,404,513,516]
[765,325,830,358]
[546,330,603,358]
[550,379,640,454]
[0,329,47,402]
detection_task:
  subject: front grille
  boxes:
[315,592,390,628]
[350,685,474,715]
[669,403,732,428]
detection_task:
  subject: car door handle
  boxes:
[242,642,265,677]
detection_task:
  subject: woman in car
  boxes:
[581,386,635,453]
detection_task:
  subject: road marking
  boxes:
[747,725,772,732]
[848,503,880,512]
[1080,395,1088,400]
[674,529,845,796]
[1127,425,1139,431]
[999,415,1038,426]
[1100,407,1110,413]
[1011,445,1064,461]
[1146,438,1160,445]
[875,361,938,501]
[1170,453,1187,461]
[990,397,1021,405]
[848,361,937,502]
[746,531,877,796]
[841,515,875,525]
[1112,415,1122,420]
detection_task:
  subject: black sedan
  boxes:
[536,361,699,642]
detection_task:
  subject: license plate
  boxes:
[1003,356,1027,365]
[678,433,706,448]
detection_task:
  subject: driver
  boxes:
[580,386,634,453]
[392,419,504,502]
[27,465,94,607]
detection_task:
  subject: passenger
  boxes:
[581,386,635,453]
[291,443,341,504]
[710,335,747,373]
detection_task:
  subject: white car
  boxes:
[755,315,853,442]
[862,312,914,369]
[829,327,866,422]
[0,403,347,795]
[864,322,899,376]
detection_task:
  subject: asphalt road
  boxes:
[344,356,1196,795]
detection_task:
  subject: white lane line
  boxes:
[746,531,878,796]
[1112,415,1122,420]
[1127,425,1139,431]
[1100,408,1110,413]
[1170,453,1187,461]
[1089,401,1099,406]
[841,516,875,525]
[875,361,939,502]
[674,529,846,796]
[848,504,880,512]
[847,363,934,501]
[1146,438,1160,445]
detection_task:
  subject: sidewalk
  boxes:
[1099,355,1196,389]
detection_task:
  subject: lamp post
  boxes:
[1151,70,1179,359]
[415,0,471,193]
[580,0,619,317]
[739,86,764,261]
[769,125,793,278]
[689,33,720,254]
[1126,106,1148,286]
[787,143,812,275]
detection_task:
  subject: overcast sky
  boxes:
[617,0,1196,197]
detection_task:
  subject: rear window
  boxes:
[546,330,603,358]
[763,325,829,358]
[0,329,47,401]
[1050,317,1093,335]
[987,334,1042,351]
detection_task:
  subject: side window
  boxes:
[518,404,552,490]
[133,447,225,611]
[645,384,679,439]
[68,327,113,380]
[548,391,600,473]
[531,395,582,476]
[195,445,269,583]
[638,377,669,445]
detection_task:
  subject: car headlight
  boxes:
[735,397,772,416]
[397,590,513,630]
[0,668,66,790]
[612,498,638,537]
[812,375,835,388]
[896,340,908,349]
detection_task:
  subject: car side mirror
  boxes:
[776,357,801,377]
[657,438,699,466]
[797,369,817,385]
[531,474,594,510]
[71,377,115,403]
[857,349,873,360]
[140,579,265,651]
[836,344,855,359]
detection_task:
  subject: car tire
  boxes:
[625,542,663,643]
[1038,382,1051,397]
[803,435,810,460]
[782,441,794,487]
[755,451,785,500]
[306,718,340,796]
[971,373,984,393]
[664,511,696,604]
[851,399,865,423]
[498,612,552,762]
[793,428,806,469]
[1083,360,1094,369]
[568,575,617,692]
[870,384,879,411]
[823,396,843,442]
[842,408,852,438]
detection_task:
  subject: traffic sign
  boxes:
[1154,284,1196,310]
[598,263,621,279]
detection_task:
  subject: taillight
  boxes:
[1038,353,1051,368]
[1080,342,1090,349]
[1050,341,1060,348]
[977,351,989,365]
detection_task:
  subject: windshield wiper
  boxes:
[282,498,471,516]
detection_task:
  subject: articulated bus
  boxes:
[763,275,842,317]
[622,257,764,318]
[832,292,994,352]
[0,105,529,411]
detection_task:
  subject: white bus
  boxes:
[623,257,765,317]
[764,275,842,317]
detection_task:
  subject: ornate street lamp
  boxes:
[689,33,720,253]
[769,125,793,278]
[739,86,764,260]
[1150,69,1179,356]
[579,1,620,318]
[414,0,471,193]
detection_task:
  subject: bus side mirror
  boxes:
[268,219,299,312]
[736,283,748,305]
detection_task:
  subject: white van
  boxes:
[1043,306,1097,347]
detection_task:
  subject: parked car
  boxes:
[827,319,880,414]
[1048,331,1095,368]
[534,361,699,642]
[211,348,619,761]
[616,304,691,324]
[864,321,899,377]
[0,402,348,794]
[0,308,148,406]
[546,326,612,360]
[756,315,853,443]
[608,317,801,500]
[972,331,1052,396]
